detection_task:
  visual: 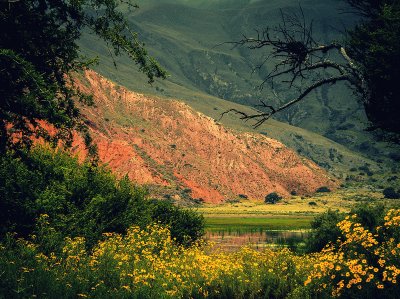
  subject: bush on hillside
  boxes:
[383,187,400,199]
[316,186,331,193]
[264,192,282,204]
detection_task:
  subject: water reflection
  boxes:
[205,229,309,252]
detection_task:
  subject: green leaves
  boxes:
[347,0,400,134]
[0,147,204,247]
[0,0,166,153]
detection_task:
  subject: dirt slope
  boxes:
[73,70,338,203]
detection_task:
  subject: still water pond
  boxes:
[205,229,310,252]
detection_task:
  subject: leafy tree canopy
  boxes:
[0,0,166,154]
[347,0,400,134]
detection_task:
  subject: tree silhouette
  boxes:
[223,2,400,136]
[0,0,166,154]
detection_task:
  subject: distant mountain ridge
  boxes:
[73,70,338,202]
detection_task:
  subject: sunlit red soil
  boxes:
[71,70,338,202]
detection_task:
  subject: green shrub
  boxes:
[306,210,345,253]
[264,192,282,204]
[148,199,204,246]
[315,186,331,193]
[350,204,386,231]
[383,187,400,199]
[308,201,317,206]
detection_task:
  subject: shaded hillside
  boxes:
[74,71,338,202]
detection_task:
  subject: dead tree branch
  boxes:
[222,7,368,128]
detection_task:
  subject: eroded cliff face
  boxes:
[72,70,338,203]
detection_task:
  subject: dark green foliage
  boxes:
[347,0,400,134]
[306,210,345,253]
[0,0,166,153]
[148,200,204,246]
[264,192,282,204]
[308,201,317,206]
[350,204,386,231]
[383,187,400,199]
[358,165,373,176]
[389,152,400,162]
[316,186,331,193]
[0,147,204,247]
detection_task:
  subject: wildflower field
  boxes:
[1,209,400,299]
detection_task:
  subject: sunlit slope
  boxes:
[78,0,397,171]
[78,45,380,178]
[74,70,342,203]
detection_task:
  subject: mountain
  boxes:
[72,70,341,203]
[78,0,399,170]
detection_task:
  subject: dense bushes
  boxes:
[0,147,204,247]
[2,146,400,298]
[350,204,386,231]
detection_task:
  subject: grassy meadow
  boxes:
[198,188,398,232]
[204,216,312,232]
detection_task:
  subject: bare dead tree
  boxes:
[221,7,368,128]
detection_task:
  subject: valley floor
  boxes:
[198,187,400,254]
[197,187,400,231]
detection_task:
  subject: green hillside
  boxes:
[78,0,399,179]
